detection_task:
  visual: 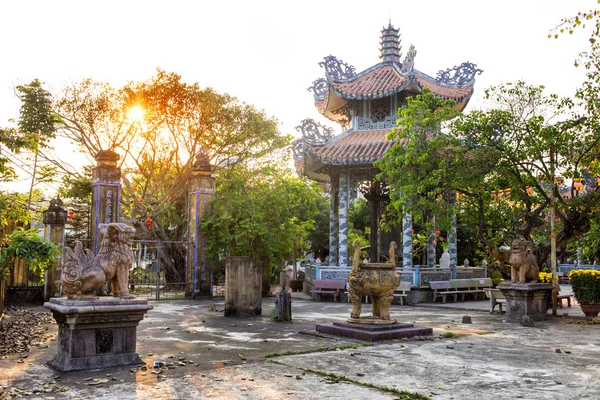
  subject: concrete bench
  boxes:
[311,279,346,302]
[429,281,458,303]
[393,281,412,305]
[555,284,573,308]
[485,288,506,314]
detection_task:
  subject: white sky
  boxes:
[0,0,597,193]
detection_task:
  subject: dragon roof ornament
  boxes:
[319,55,356,81]
[295,118,335,146]
[399,45,416,75]
[308,78,327,100]
[436,62,483,87]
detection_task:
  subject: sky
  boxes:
[0,0,597,193]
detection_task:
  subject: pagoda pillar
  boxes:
[43,198,67,300]
[402,213,413,268]
[329,173,339,265]
[427,216,436,268]
[448,192,458,267]
[186,151,215,298]
[338,170,350,266]
[91,151,121,255]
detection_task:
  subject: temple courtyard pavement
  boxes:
[1,288,599,400]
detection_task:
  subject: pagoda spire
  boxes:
[380,23,401,64]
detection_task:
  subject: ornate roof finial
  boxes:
[380,23,401,64]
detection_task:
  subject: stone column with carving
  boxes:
[91,151,121,255]
[402,213,413,268]
[338,170,349,266]
[187,150,215,298]
[43,197,67,300]
[329,172,339,266]
[448,192,458,267]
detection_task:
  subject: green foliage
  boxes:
[570,269,600,305]
[0,228,60,280]
[0,192,31,227]
[202,163,324,283]
[377,82,598,266]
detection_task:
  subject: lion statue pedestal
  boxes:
[316,241,433,341]
[44,222,152,371]
[498,239,551,322]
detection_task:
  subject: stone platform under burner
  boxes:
[316,321,433,342]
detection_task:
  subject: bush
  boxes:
[570,269,600,305]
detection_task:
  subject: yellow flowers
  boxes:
[569,269,600,279]
[538,272,552,283]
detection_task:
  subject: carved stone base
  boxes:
[497,283,552,322]
[347,316,397,325]
[316,321,432,342]
[43,297,153,372]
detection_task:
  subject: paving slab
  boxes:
[1,296,599,399]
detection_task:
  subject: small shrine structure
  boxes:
[295,23,482,268]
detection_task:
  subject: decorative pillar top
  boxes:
[192,149,214,173]
[95,150,119,168]
[380,22,401,64]
[43,196,67,225]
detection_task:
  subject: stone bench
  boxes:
[311,279,346,302]
[485,288,506,314]
[429,281,459,303]
[451,278,493,301]
[393,281,412,305]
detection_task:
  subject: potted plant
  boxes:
[569,269,600,317]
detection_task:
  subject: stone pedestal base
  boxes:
[43,297,153,372]
[497,283,552,322]
[316,321,433,342]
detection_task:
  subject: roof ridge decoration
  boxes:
[308,78,327,100]
[380,23,402,64]
[436,62,484,87]
[399,45,416,75]
[319,55,356,82]
[296,118,335,146]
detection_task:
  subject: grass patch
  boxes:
[270,359,430,400]
[441,332,460,339]
[264,343,372,359]
[475,330,496,335]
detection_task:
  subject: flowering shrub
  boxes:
[538,272,552,283]
[570,270,600,305]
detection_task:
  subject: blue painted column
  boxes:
[402,213,413,268]
[187,150,215,298]
[329,173,339,266]
[449,192,458,267]
[427,216,436,268]
[338,170,350,266]
[90,151,121,255]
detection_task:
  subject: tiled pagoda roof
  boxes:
[305,130,395,165]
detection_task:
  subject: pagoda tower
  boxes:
[295,23,482,268]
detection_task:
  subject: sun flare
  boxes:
[128,105,145,123]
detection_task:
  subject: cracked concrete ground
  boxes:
[1,293,599,399]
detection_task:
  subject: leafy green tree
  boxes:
[202,163,324,294]
[377,83,597,267]
[0,228,60,281]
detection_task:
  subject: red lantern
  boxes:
[68,210,75,220]
[145,217,153,231]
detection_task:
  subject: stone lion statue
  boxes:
[509,239,539,284]
[62,223,137,299]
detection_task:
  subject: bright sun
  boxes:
[128,105,145,123]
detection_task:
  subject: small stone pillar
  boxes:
[91,151,121,255]
[43,197,67,300]
[274,292,292,322]
[186,150,215,298]
[224,256,262,316]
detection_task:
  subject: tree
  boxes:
[52,70,291,284]
[202,163,324,294]
[0,228,60,281]
[377,83,598,268]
